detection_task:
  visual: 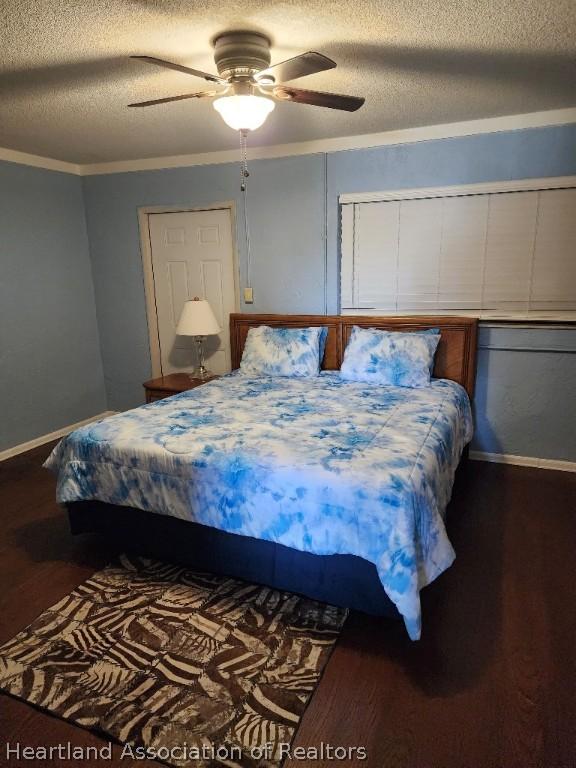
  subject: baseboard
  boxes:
[0,411,117,462]
[470,450,576,473]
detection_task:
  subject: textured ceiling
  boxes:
[1,0,575,164]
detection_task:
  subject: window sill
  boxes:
[341,309,576,325]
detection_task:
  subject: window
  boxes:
[340,179,576,315]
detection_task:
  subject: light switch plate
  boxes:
[243,287,254,304]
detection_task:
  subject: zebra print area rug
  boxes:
[0,555,346,767]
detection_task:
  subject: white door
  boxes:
[148,208,237,375]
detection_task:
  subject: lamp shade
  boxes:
[213,95,275,131]
[176,298,221,336]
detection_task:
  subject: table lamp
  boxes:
[176,297,221,380]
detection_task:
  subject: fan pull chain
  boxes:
[239,129,249,191]
[240,129,253,296]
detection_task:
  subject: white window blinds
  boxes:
[341,186,576,313]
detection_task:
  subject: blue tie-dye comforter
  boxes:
[45,372,473,639]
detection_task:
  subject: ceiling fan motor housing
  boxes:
[213,32,272,79]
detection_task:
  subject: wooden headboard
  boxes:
[230,314,478,398]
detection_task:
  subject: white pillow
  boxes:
[340,326,440,387]
[240,325,325,377]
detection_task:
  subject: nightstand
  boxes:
[143,373,219,403]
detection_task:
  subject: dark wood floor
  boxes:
[0,443,575,768]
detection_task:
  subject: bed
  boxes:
[46,314,477,640]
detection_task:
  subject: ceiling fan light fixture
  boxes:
[213,94,275,131]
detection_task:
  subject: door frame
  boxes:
[138,202,241,378]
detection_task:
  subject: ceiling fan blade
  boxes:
[131,55,226,84]
[270,85,365,111]
[128,90,218,107]
[256,52,336,83]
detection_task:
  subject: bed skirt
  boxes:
[67,501,399,619]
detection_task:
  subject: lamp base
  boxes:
[189,366,213,381]
[189,335,214,381]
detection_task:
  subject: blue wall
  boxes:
[81,123,576,461]
[327,124,576,462]
[475,325,576,461]
[0,161,107,452]
[326,124,576,313]
[82,154,326,410]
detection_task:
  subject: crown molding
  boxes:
[0,145,81,175]
[78,107,576,176]
[1,107,575,177]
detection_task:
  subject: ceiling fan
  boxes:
[128,31,365,131]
